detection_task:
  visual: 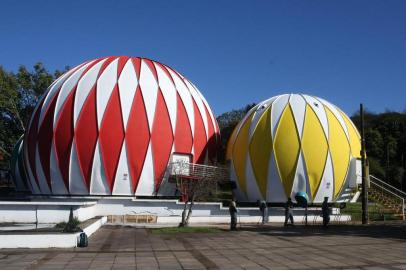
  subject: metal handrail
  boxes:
[370,178,405,220]
[370,175,406,198]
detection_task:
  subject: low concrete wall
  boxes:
[0,216,107,249]
[0,197,347,224]
[0,201,97,223]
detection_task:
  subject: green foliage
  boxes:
[0,63,68,168]
[216,103,256,163]
[55,217,81,230]
[352,111,406,190]
[340,202,398,221]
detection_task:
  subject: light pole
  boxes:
[360,104,368,224]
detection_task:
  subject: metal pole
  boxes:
[360,104,369,224]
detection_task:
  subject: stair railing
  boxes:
[370,175,406,198]
[369,175,405,220]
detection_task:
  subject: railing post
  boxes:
[403,198,405,221]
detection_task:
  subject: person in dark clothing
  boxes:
[229,200,238,230]
[258,200,268,225]
[322,197,330,227]
[284,198,294,226]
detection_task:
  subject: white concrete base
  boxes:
[0,197,351,225]
[0,216,107,249]
[156,214,351,224]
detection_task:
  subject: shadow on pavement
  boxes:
[235,222,406,240]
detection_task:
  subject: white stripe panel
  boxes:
[302,94,329,139]
[90,141,110,195]
[289,94,307,139]
[53,62,92,126]
[245,152,264,201]
[23,147,40,194]
[49,144,68,194]
[34,147,51,194]
[192,83,218,133]
[166,68,195,137]
[337,107,361,137]
[118,59,138,130]
[229,160,247,201]
[135,143,155,195]
[314,151,334,202]
[290,151,311,201]
[112,143,132,195]
[74,59,107,127]
[267,153,287,202]
[96,58,119,128]
[317,97,350,140]
[184,79,208,139]
[139,60,159,131]
[38,65,80,127]
[69,140,88,194]
[248,97,275,140]
[271,94,290,139]
[155,63,177,133]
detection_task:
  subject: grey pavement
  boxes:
[1,223,406,269]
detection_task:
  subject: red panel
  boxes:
[192,100,207,164]
[126,87,150,193]
[174,93,193,153]
[54,90,75,188]
[37,95,58,189]
[117,56,130,77]
[203,104,216,162]
[151,90,174,191]
[26,99,44,187]
[131,58,141,80]
[99,85,125,192]
[75,86,98,190]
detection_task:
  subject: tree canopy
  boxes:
[0,63,68,167]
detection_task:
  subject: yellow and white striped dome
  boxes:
[227,94,361,203]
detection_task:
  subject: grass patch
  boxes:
[151,226,222,234]
[340,202,398,221]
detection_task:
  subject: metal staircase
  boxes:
[369,175,405,220]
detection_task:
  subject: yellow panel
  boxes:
[232,111,255,195]
[340,111,361,158]
[226,123,240,161]
[273,105,300,197]
[249,107,272,199]
[325,107,350,199]
[302,105,328,199]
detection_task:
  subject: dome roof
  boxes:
[18,56,220,195]
[227,93,361,203]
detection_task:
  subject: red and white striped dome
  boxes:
[22,56,220,195]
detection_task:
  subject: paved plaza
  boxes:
[0,223,406,270]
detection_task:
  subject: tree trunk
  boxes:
[179,200,189,227]
[185,195,195,225]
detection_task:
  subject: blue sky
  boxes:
[1,0,405,116]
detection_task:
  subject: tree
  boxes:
[0,63,66,168]
[216,103,256,163]
[169,162,228,227]
[0,67,22,161]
